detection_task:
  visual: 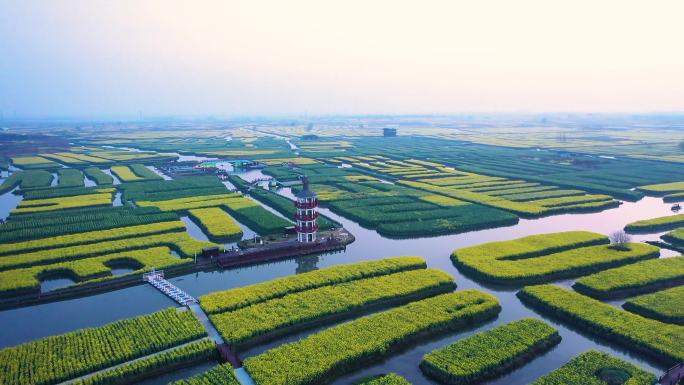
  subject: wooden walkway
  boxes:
[143,270,197,306]
[660,363,684,385]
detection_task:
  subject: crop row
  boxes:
[70,338,216,385]
[210,269,455,345]
[243,291,501,385]
[187,207,243,242]
[0,170,55,194]
[356,374,412,385]
[120,176,226,201]
[625,214,684,233]
[12,192,114,215]
[0,220,185,256]
[22,186,114,200]
[420,318,560,385]
[623,286,684,325]
[0,246,191,297]
[199,256,427,314]
[168,363,240,385]
[530,350,656,385]
[0,231,214,271]
[661,227,684,245]
[134,191,292,235]
[637,181,684,195]
[56,168,85,188]
[0,308,207,385]
[452,231,659,284]
[517,284,684,364]
[11,156,61,169]
[84,167,114,185]
[0,209,178,244]
[573,257,684,298]
[2,206,169,230]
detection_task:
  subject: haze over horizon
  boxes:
[1,0,684,118]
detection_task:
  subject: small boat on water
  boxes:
[672,204,682,212]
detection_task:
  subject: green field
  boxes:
[623,286,684,325]
[451,231,659,284]
[243,291,501,385]
[573,257,684,298]
[530,350,656,385]
[420,318,560,384]
[518,284,684,364]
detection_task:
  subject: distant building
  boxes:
[383,127,397,137]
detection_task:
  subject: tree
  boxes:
[679,139,684,152]
[609,230,631,251]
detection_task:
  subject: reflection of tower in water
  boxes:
[295,255,320,274]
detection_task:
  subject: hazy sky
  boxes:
[1,0,683,117]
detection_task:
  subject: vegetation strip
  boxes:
[356,373,412,385]
[67,338,216,385]
[200,256,426,314]
[0,246,190,296]
[420,318,560,385]
[168,363,240,385]
[451,231,659,284]
[625,214,684,233]
[0,221,186,256]
[243,290,501,385]
[210,268,456,345]
[573,257,684,298]
[187,207,243,242]
[623,286,684,325]
[517,284,684,364]
[529,350,656,385]
[0,232,214,271]
[0,308,207,385]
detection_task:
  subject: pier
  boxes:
[142,270,197,306]
[217,228,353,268]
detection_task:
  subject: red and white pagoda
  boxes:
[294,176,319,243]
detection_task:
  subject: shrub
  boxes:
[530,350,656,385]
[420,318,560,385]
[243,291,501,385]
[200,256,426,314]
[210,269,455,345]
[0,308,207,385]
[623,286,684,325]
[517,285,684,364]
[573,257,684,298]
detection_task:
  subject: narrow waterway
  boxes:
[0,187,23,220]
[0,195,680,384]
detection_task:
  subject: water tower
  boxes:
[294,176,318,243]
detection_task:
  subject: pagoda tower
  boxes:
[294,176,318,243]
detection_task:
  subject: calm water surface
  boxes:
[0,194,679,384]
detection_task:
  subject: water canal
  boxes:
[0,188,679,384]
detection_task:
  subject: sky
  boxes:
[1,0,684,118]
